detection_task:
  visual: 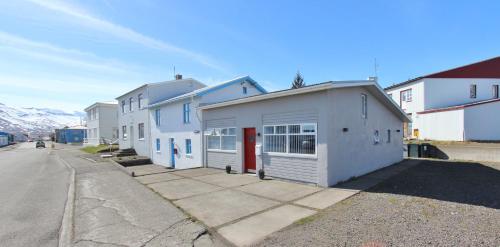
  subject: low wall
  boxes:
[427,143,500,162]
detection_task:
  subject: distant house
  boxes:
[385,56,500,141]
[84,101,119,146]
[200,79,409,187]
[115,75,206,157]
[0,131,13,147]
[55,126,87,144]
[149,76,267,169]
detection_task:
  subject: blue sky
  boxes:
[0,0,499,112]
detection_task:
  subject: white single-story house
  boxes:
[200,79,410,187]
[84,101,118,146]
[385,56,500,141]
[148,76,267,169]
[116,75,206,156]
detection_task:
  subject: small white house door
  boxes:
[129,126,134,148]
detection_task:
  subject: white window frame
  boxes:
[138,123,145,140]
[470,84,477,99]
[129,97,133,112]
[156,138,161,153]
[155,109,161,126]
[183,103,190,124]
[263,123,317,158]
[185,139,192,155]
[138,93,143,109]
[401,89,412,102]
[122,125,127,140]
[205,127,236,152]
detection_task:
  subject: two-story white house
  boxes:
[385,56,500,141]
[148,76,267,169]
[84,101,119,145]
[116,76,206,156]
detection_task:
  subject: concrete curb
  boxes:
[108,158,134,176]
[56,154,76,247]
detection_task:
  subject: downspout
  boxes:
[147,87,153,160]
[194,95,206,168]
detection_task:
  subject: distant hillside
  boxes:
[0,102,84,137]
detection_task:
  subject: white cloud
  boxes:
[26,0,227,72]
[0,31,138,74]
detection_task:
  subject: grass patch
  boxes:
[81,144,119,154]
[295,214,320,225]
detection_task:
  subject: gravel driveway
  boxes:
[257,160,500,247]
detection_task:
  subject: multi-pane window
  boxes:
[138,123,144,140]
[206,127,236,151]
[361,93,368,119]
[121,100,125,113]
[401,89,412,102]
[156,138,160,152]
[183,103,190,123]
[122,125,127,140]
[243,87,247,94]
[138,94,143,109]
[185,139,192,155]
[155,109,161,126]
[263,124,316,155]
[129,97,133,112]
[470,84,477,98]
[493,85,499,99]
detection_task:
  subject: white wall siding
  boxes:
[464,101,500,141]
[262,155,318,184]
[207,151,239,171]
[425,78,500,109]
[417,109,464,141]
[327,87,404,186]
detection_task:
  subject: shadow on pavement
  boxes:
[366,160,500,209]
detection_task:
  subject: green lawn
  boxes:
[81,144,119,154]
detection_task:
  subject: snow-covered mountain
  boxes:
[0,102,85,136]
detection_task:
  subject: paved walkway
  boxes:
[134,160,421,246]
[55,146,221,247]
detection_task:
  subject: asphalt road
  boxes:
[0,142,70,247]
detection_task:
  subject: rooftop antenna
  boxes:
[173,66,176,80]
[374,58,379,77]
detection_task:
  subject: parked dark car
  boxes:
[36,141,45,148]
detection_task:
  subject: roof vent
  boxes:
[368,76,378,82]
[175,74,183,80]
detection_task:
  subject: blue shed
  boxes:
[55,127,87,144]
[0,131,11,147]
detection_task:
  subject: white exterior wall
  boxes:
[0,136,8,147]
[464,101,500,141]
[117,87,150,156]
[150,80,263,169]
[202,86,406,187]
[117,79,205,157]
[385,80,425,137]
[327,87,404,185]
[418,109,464,141]
[150,98,203,169]
[425,78,500,109]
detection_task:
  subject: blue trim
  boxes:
[197,76,267,96]
[170,138,175,168]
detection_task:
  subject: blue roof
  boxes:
[149,75,267,108]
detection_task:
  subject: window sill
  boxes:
[207,149,236,154]
[138,138,145,141]
[264,152,318,159]
[186,154,193,158]
[156,151,161,153]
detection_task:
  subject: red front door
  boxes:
[243,128,256,172]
